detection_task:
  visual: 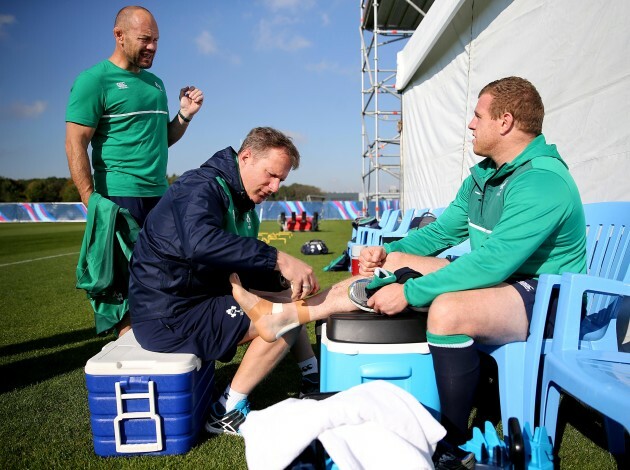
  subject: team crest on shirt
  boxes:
[226,305,244,318]
[116,82,128,89]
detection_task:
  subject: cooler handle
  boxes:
[360,363,412,380]
[113,380,163,453]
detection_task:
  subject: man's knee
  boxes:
[427,292,463,334]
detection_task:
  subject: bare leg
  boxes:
[427,282,529,343]
[427,283,529,444]
[229,326,300,395]
[230,273,360,342]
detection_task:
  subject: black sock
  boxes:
[429,342,480,445]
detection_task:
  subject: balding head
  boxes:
[110,6,159,72]
[114,6,154,31]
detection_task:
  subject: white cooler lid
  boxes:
[85,330,202,375]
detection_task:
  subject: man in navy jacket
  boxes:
[129,127,319,435]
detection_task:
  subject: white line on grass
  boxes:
[0,252,79,267]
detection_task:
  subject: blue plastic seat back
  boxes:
[580,202,630,344]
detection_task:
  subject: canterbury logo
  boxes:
[116,82,128,89]
[154,81,163,92]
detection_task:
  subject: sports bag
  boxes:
[409,211,437,230]
[301,239,329,255]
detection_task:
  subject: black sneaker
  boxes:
[348,278,376,312]
[299,372,320,398]
[433,440,476,470]
[205,398,250,436]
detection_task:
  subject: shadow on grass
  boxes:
[1,337,109,393]
[212,354,301,409]
[554,395,629,467]
[0,327,98,356]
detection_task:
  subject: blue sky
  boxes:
[0,0,366,192]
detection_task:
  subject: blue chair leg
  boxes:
[540,381,562,447]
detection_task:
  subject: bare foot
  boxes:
[230,273,302,342]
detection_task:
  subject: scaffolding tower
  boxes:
[360,0,433,217]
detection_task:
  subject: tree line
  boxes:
[0,176,331,203]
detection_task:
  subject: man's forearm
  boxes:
[66,147,93,206]
[167,111,191,147]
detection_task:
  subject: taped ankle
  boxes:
[247,298,272,323]
[295,300,310,324]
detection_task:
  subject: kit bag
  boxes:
[301,239,329,255]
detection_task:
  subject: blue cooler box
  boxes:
[320,312,440,418]
[84,331,215,456]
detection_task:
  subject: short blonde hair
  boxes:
[479,77,544,135]
[238,127,300,170]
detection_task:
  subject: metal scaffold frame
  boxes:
[359,0,431,218]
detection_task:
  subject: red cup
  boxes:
[351,245,365,275]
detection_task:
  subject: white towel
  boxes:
[240,380,446,470]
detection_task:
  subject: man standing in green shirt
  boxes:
[65,5,204,335]
[65,5,204,213]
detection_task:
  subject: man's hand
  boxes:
[276,251,320,300]
[367,283,408,315]
[179,86,204,118]
[358,245,387,276]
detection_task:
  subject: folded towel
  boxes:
[240,380,446,470]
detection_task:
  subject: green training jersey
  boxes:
[66,60,169,197]
[386,134,586,307]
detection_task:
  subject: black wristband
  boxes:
[177,110,191,122]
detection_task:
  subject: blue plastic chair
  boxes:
[539,202,630,455]
[476,274,559,439]
[477,201,630,442]
[371,208,423,245]
[349,208,392,246]
[358,209,401,245]
[430,207,446,217]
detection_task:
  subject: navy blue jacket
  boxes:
[129,147,278,322]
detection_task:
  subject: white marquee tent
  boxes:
[395,0,630,210]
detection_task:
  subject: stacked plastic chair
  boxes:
[371,208,422,245]
[356,209,401,246]
[347,209,397,256]
[348,209,391,247]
